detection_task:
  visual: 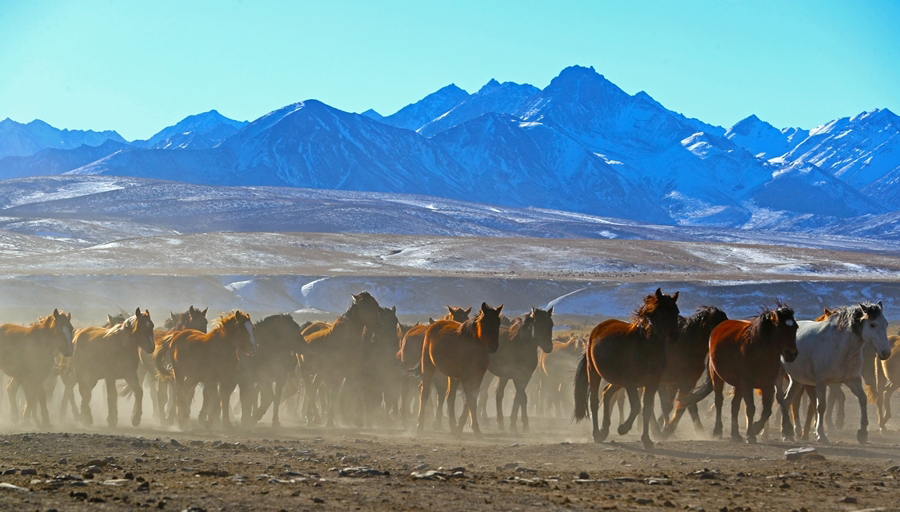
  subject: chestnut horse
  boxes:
[874,332,900,431]
[154,310,255,429]
[659,306,729,437]
[299,292,383,427]
[0,309,74,426]
[68,308,155,427]
[418,302,503,436]
[484,307,554,433]
[677,303,798,444]
[575,289,680,449]
[149,306,209,425]
[398,306,471,425]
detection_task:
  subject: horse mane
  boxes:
[829,302,882,335]
[746,301,794,340]
[679,306,724,340]
[255,313,292,329]
[631,292,661,335]
[210,311,243,331]
[507,316,527,340]
[458,314,480,338]
[104,314,136,338]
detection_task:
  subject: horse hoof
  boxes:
[730,434,744,443]
[641,436,654,450]
[132,416,141,427]
[782,435,795,443]
[522,424,530,434]
[746,436,757,445]
[817,436,831,445]
[857,429,868,445]
[594,428,608,443]
[617,424,630,436]
[432,422,442,431]
[835,420,845,431]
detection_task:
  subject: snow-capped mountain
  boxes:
[0,118,125,160]
[417,79,540,137]
[380,84,470,132]
[131,109,248,149]
[4,65,900,234]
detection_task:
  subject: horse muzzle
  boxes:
[880,349,892,361]
[783,350,798,363]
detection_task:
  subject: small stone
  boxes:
[58,458,68,465]
[0,482,29,493]
[664,500,676,508]
[2,468,16,475]
[578,472,590,479]
[313,497,325,503]
[784,447,825,461]
[136,481,150,492]
[20,468,36,476]
[838,497,857,504]
[636,498,654,505]
[170,439,182,447]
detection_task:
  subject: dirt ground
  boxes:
[2,411,900,512]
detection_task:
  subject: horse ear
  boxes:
[548,306,554,315]
[655,288,663,298]
[392,306,396,313]
[202,307,208,314]
[53,308,60,317]
[497,304,503,313]
[67,312,72,319]
[107,314,114,323]
[464,306,472,315]
[428,317,435,324]
[673,291,679,302]
[481,302,489,312]
[878,300,884,310]
[135,307,141,317]
[447,306,453,314]
[352,293,361,302]
[531,307,536,315]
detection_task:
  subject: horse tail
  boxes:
[573,352,589,422]
[118,381,134,398]
[870,356,887,404]
[677,361,713,410]
[153,335,174,381]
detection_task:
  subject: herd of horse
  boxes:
[0,289,898,450]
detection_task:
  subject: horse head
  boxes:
[348,291,382,330]
[476,302,503,353]
[226,310,255,356]
[446,305,471,323]
[375,306,400,346]
[529,306,555,354]
[856,301,890,360]
[187,305,209,332]
[766,302,798,363]
[127,307,156,354]
[638,288,680,342]
[49,308,75,357]
[105,313,126,327]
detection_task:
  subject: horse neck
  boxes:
[822,319,867,362]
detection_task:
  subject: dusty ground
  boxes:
[2,414,900,512]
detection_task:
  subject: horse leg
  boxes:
[433,374,446,430]
[779,379,802,442]
[462,377,482,437]
[6,378,19,424]
[271,380,285,428]
[174,376,193,430]
[515,377,530,434]
[157,379,169,426]
[78,378,97,426]
[657,386,674,431]
[729,384,744,442]
[495,377,508,431]
[618,386,641,436]
[37,385,50,427]
[416,363,435,433]
[712,373,725,439]
[125,372,143,427]
[750,385,775,443]
[104,378,119,428]
[594,380,611,443]
[478,375,491,422]
[802,387,816,441]
[640,384,658,449]
[882,382,896,431]
[447,378,460,434]
[834,384,846,431]
[814,379,830,444]
[221,381,238,429]
[846,377,868,445]
[739,383,757,443]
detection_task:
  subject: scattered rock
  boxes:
[136,481,150,492]
[58,458,67,465]
[312,497,325,503]
[20,468,37,476]
[169,439,182,447]
[578,472,590,480]
[0,482,29,493]
[636,498,654,505]
[338,467,388,477]
[838,497,858,504]
[784,447,825,461]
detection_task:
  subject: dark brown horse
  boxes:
[68,308,155,427]
[299,292,383,427]
[149,306,209,425]
[483,307,554,433]
[0,309,74,426]
[238,314,306,427]
[154,310,255,429]
[418,302,503,436]
[676,303,798,444]
[361,305,403,424]
[397,306,471,426]
[659,306,729,437]
[575,289,680,449]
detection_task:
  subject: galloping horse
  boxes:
[780,301,890,444]
[484,307,554,433]
[660,306,729,437]
[418,302,503,436]
[238,314,306,427]
[575,289,680,449]
[361,305,403,425]
[0,309,74,426]
[154,310,255,429]
[536,335,586,418]
[677,303,798,444]
[69,308,155,427]
[149,306,209,425]
[299,292,382,427]
[398,306,471,426]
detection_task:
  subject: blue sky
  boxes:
[1,0,897,140]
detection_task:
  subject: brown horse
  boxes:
[299,292,383,426]
[154,310,255,429]
[677,303,798,444]
[149,306,209,425]
[575,289,680,449]
[418,302,503,436]
[397,306,471,425]
[0,309,74,426]
[659,306,729,437]
[483,307,554,433]
[361,305,403,424]
[536,335,586,418]
[68,308,155,427]
[237,314,306,427]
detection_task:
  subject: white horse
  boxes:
[779,301,891,444]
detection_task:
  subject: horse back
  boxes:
[398,323,428,364]
[423,320,489,379]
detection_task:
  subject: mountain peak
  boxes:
[728,114,774,136]
[478,78,502,94]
